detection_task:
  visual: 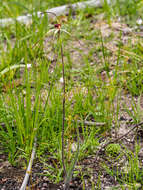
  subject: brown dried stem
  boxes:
[20,137,37,190]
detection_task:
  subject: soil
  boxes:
[1,113,143,189]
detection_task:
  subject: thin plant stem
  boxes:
[58,30,66,177]
[61,39,66,177]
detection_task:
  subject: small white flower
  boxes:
[59,77,63,83]
[137,18,142,25]
[27,64,32,68]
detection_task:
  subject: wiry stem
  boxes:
[60,33,66,177]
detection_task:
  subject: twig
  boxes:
[95,121,143,159]
[76,120,106,126]
[111,121,143,143]
[20,137,37,190]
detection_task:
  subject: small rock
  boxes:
[43,183,48,187]
[43,176,48,181]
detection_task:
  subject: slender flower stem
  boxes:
[59,32,66,177]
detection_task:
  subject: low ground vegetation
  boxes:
[1,0,143,189]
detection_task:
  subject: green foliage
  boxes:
[105,143,122,158]
[0,0,143,187]
[103,143,143,189]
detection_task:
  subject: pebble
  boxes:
[43,176,48,181]
[43,183,48,187]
